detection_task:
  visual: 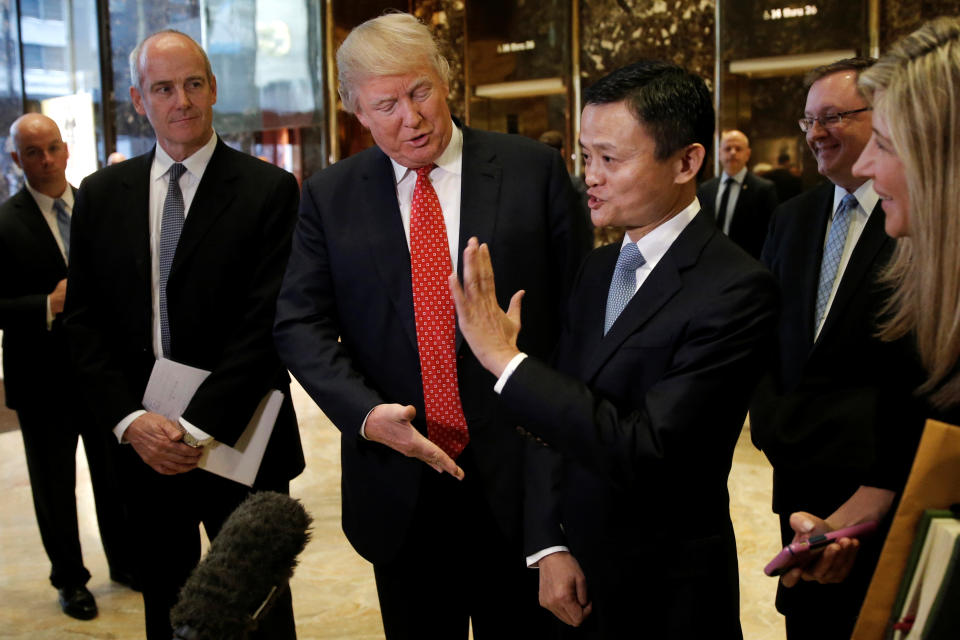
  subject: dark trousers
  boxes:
[372,447,551,640]
[17,404,132,590]
[120,449,297,640]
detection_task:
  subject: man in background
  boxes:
[698,129,779,258]
[765,152,803,202]
[0,113,132,620]
[64,31,303,639]
[274,13,589,639]
[751,58,926,639]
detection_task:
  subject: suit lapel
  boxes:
[798,185,835,343]
[582,211,713,381]
[118,153,153,293]
[11,189,66,270]
[357,148,419,351]
[457,126,501,351]
[818,201,889,339]
[170,140,237,278]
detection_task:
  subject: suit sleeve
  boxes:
[507,268,778,490]
[179,169,300,440]
[273,176,385,437]
[64,179,145,427]
[0,218,50,331]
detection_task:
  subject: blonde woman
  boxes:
[854,16,960,418]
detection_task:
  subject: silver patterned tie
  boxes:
[814,193,858,331]
[53,198,70,256]
[604,241,646,335]
[159,163,186,358]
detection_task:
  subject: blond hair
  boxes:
[859,16,960,408]
[336,12,450,114]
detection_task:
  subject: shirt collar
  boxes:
[833,180,878,219]
[721,166,748,184]
[391,121,462,184]
[621,198,700,271]
[153,131,218,182]
[25,181,73,213]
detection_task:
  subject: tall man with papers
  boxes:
[63,30,303,640]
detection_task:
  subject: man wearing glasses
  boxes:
[751,58,926,639]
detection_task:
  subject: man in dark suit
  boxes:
[750,58,925,639]
[273,13,589,640]
[63,31,303,640]
[450,61,777,638]
[765,152,804,203]
[697,129,779,259]
[0,113,132,620]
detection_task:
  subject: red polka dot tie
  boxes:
[410,164,469,459]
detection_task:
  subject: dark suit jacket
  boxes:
[0,187,74,410]
[698,171,779,259]
[64,139,304,486]
[273,125,590,565]
[764,167,803,203]
[502,211,777,636]
[750,182,925,516]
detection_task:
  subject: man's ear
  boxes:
[355,107,370,131]
[130,85,146,116]
[674,143,706,185]
[10,151,20,170]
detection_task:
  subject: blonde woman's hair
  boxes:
[336,12,450,114]
[859,16,960,408]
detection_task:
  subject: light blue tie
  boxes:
[814,193,857,331]
[159,163,186,358]
[53,198,70,257]
[604,242,646,335]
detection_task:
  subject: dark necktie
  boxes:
[159,163,186,358]
[53,198,70,257]
[409,164,469,459]
[604,241,646,335]
[716,177,734,232]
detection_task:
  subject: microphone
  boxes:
[170,491,312,640]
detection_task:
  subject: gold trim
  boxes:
[325,0,338,164]
[572,0,582,175]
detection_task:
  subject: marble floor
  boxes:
[0,382,786,639]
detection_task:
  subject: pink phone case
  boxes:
[763,520,879,576]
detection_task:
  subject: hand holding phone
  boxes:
[764,520,878,577]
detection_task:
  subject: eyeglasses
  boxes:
[798,107,872,132]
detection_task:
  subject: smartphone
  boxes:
[763,520,878,577]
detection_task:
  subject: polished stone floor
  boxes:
[0,382,786,639]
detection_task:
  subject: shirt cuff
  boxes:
[494,353,528,394]
[526,546,570,568]
[114,410,146,443]
[359,406,377,439]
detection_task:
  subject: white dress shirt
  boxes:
[814,180,878,341]
[498,198,702,567]
[113,133,219,443]
[715,166,747,235]
[391,122,463,272]
[24,182,73,328]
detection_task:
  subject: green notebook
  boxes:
[889,510,960,639]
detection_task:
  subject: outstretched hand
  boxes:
[364,403,464,480]
[448,237,524,377]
